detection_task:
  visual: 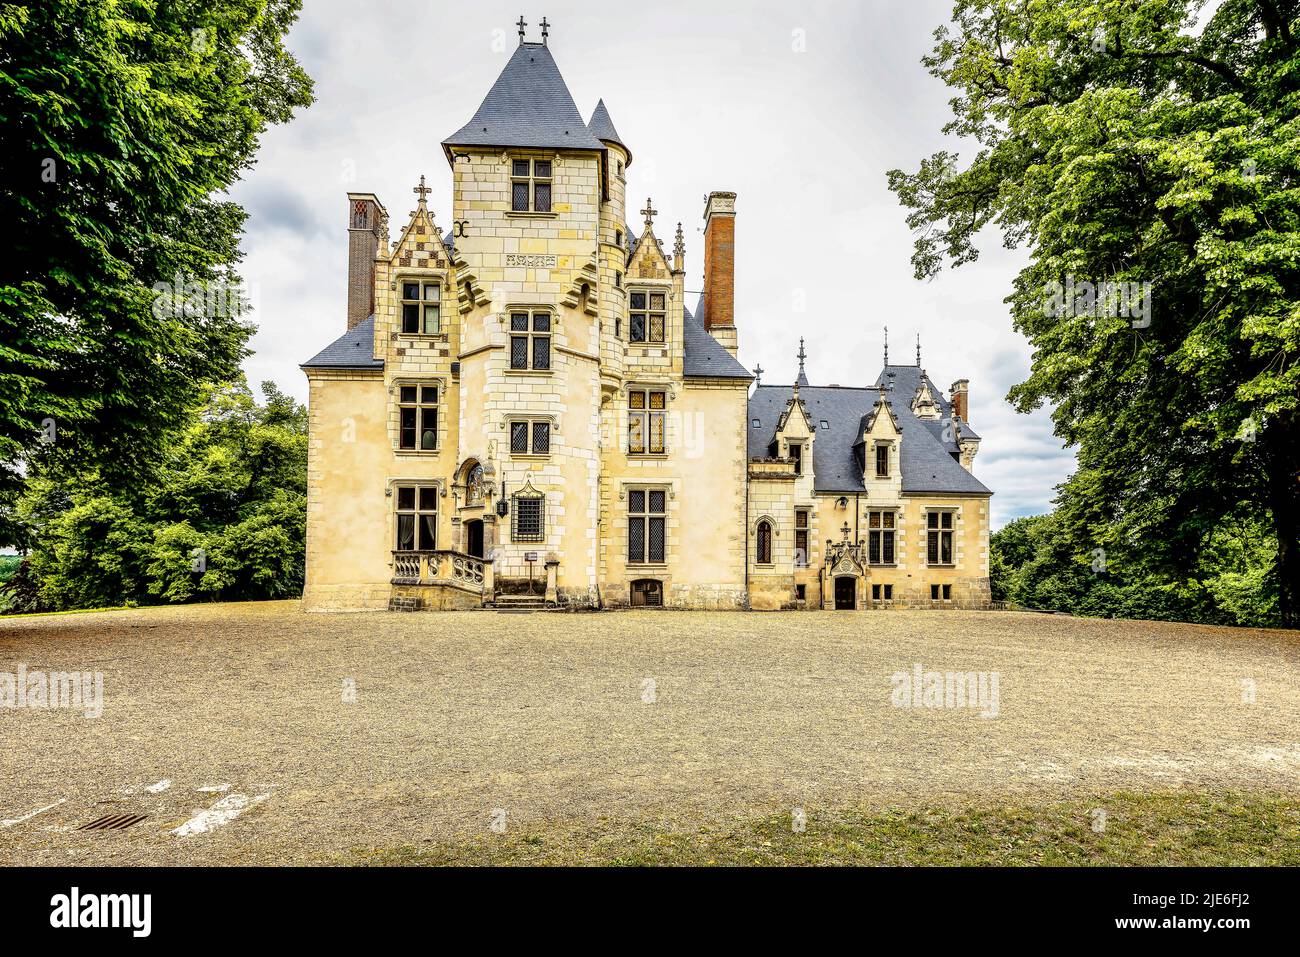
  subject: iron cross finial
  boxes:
[516,15,527,42]
[641,197,657,229]
[753,363,764,384]
[540,16,549,43]
[413,174,431,205]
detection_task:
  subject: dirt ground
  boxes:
[1,601,1297,865]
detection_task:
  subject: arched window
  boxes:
[756,520,773,565]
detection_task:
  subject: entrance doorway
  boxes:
[465,519,484,559]
[834,576,856,610]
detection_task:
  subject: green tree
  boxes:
[9,379,308,610]
[0,0,312,543]
[889,1,1300,625]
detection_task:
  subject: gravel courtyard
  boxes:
[1,602,1297,865]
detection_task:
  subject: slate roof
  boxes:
[587,99,631,163]
[683,296,752,380]
[301,316,383,370]
[747,364,990,495]
[443,43,605,154]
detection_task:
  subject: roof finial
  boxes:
[916,332,922,367]
[798,337,807,375]
[641,196,657,230]
[753,363,764,385]
[884,325,889,366]
[516,15,527,44]
[540,16,549,44]
[413,174,431,208]
[673,222,685,257]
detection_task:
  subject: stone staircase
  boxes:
[485,594,553,613]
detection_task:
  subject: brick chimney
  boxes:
[950,379,970,422]
[347,193,386,330]
[701,191,738,356]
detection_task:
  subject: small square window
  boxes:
[512,160,530,177]
[820,420,829,430]
[752,418,761,428]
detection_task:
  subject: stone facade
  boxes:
[301,36,992,613]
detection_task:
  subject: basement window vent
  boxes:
[751,418,760,428]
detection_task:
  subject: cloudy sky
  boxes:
[229,0,1075,529]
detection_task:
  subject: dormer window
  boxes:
[789,442,803,476]
[402,282,441,335]
[629,289,666,343]
[511,158,552,212]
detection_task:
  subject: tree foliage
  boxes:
[991,511,1279,626]
[0,0,312,542]
[890,1,1300,624]
[5,380,307,611]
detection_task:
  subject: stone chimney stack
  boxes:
[347,192,386,330]
[950,379,970,422]
[701,191,738,357]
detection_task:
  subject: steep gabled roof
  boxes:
[301,316,383,370]
[587,98,631,163]
[747,364,990,495]
[443,43,605,155]
[683,296,751,380]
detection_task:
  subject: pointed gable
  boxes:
[443,43,604,155]
[388,199,451,271]
[627,206,671,280]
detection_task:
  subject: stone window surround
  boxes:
[623,283,673,349]
[871,438,895,478]
[503,304,554,374]
[394,272,448,339]
[385,478,447,560]
[754,516,776,566]
[866,508,898,567]
[617,480,677,569]
[924,505,961,567]
[620,381,675,457]
[387,376,447,455]
[625,483,671,568]
[626,285,669,345]
[504,414,556,459]
[505,151,558,218]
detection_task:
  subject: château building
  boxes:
[301,28,992,612]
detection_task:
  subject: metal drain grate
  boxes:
[78,812,149,831]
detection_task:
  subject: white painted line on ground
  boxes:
[1,798,67,828]
[145,779,172,794]
[171,793,269,837]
